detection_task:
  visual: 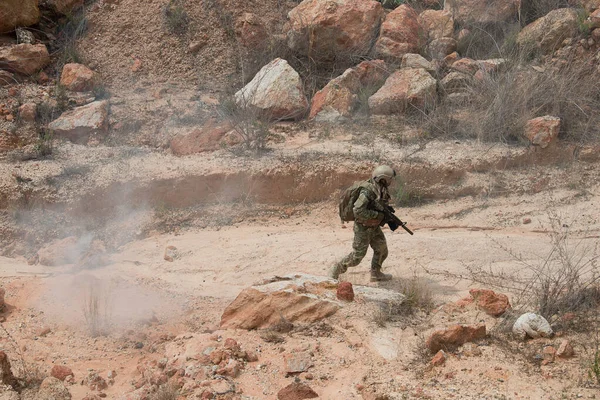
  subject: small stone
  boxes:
[284,352,313,374]
[131,58,142,72]
[542,346,556,364]
[523,218,532,224]
[164,245,177,262]
[556,340,575,358]
[336,281,354,302]
[50,365,73,381]
[431,350,446,366]
[134,342,144,349]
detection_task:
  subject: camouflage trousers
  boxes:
[336,222,388,273]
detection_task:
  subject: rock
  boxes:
[0,288,4,311]
[170,119,233,155]
[50,365,74,381]
[18,103,36,122]
[517,9,579,54]
[444,52,459,66]
[478,58,508,74]
[440,71,472,95]
[163,245,178,262]
[76,239,109,269]
[277,382,319,399]
[0,44,50,75]
[336,281,354,302]
[375,5,424,61]
[287,0,384,60]
[427,37,458,60]
[235,58,308,121]
[309,60,389,121]
[48,100,109,144]
[0,385,20,400]
[590,9,600,29]
[0,131,20,153]
[542,346,556,364]
[524,116,561,148]
[0,71,16,86]
[0,352,16,388]
[431,350,446,366]
[401,53,434,72]
[426,324,487,353]
[235,13,268,49]
[368,68,437,115]
[219,274,339,330]
[16,28,35,45]
[444,0,520,24]
[37,236,79,266]
[450,58,479,75]
[60,63,97,92]
[419,10,454,41]
[512,312,553,340]
[469,288,511,317]
[523,217,532,224]
[84,371,108,391]
[0,0,40,33]
[38,377,71,400]
[216,359,241,377]
[556,340,575,358]
[284,352,313,374]
[44,0,84,14]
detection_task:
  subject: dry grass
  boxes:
[83,283,109,337]
[149,383,180,400]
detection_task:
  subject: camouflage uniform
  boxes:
[335,179,390,275]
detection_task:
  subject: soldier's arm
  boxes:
[353,190,383,221]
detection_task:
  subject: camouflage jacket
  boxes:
[352,179,390,227]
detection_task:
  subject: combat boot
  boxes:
[370,269,392,282]
[329,263,346,280]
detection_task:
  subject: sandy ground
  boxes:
[1,185,600,399]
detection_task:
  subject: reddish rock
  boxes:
[431,350,446,366]
[444,52,459,66]
[368,68,437,115]
[60,63,97,92]
[235,58,308,121]
[419,10,454,41]
[524,116,561,148]
[427,37,458,59]
[523,217,532,224]
[18,102,37,122]
[48,100,109,144]
[235,13,268,49]
[51,365,74,381]
[336,281,354,302]
[0,44,50,75]
[85,371,108,391]
[224,338,240,351]
[310,60,389,121]
[0,351,16,387]
[37,236,79,266]
[375,5,424,61]
[209,349,226,365]
[444,0,520,24]
[517,8,579,54]
[426,324,487,353]
[469,288,511,317]
[542,346,556,365]
[450,58,480,75]
[556,340,575,358]
[287,0,384,60]
[131,58,142,72]
[0,0,40,32]
[284,352,313,374]
[220,274,339,330]
[277,382,319,399]
[170,119,233,155]
[216,359,241,377]
[590,9,600,28]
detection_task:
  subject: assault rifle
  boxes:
[382,205,414,235]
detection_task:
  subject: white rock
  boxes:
[512,312,553,340]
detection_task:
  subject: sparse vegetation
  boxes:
[55,9,88,71]
[150,383,180,400]
[218,95,272,153]
[83,283,109,337]
[163,0,189,35]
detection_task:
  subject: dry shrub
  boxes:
[217,95,271,153]
[150,383,180,400]
[456,22,521,60]
[520,0,571,25]
[162,0,189,35]
[83,283,109,337]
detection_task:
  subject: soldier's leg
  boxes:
[330,224,371,278]
[370,227,392,281]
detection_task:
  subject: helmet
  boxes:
[372,165,396,186]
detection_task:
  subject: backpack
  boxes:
[338,181,370,222]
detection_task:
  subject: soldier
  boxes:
[331,165,397,282]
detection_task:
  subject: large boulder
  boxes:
[419,10,454,42]
[170,119,233,155]
[220,274,340,330]
[287,0,384,60]
[426,324,487,353]
[235,58,308,121]
[309,60,389,121]
[368,68,437,115]
[0,44,50,75]
[401,53,434,72]
[375,4,425,62]
[0,0,40,33]
[37,237,79,266]
[38,377,71,400]
[444,0,520,25]
[524,115,561,148]
[60,63,98,92]
[517,9,579,54]
[48,100,109,143]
